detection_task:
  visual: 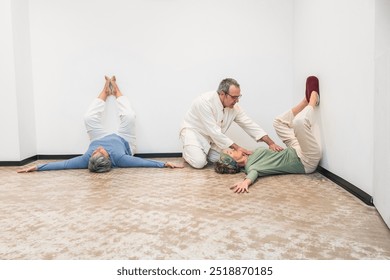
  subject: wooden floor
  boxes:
[1,159,390,260]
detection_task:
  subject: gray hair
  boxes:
[217,78,240,94]
[88,155,112,173]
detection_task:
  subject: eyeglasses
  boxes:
[224,91,242,100]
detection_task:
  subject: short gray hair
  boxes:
[88,155,112,173]
[217,78,240,94]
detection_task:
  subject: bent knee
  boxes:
[120,112,136,125]
[84,114,97,128]
[292,117,310,130]
[182,148,208,169]
[185,157,208,169]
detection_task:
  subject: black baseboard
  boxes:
[134,153,182,158]
[0,153,183,166]
[317,166,373,206]
[38,154,82,160]
[0,155,38,167]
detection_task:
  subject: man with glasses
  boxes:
[180,78,282,169]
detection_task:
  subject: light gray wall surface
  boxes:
[28,0,293,155]
[373,0,390,227]
[293,0,375,196]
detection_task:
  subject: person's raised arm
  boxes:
[258,135,284,152]
[229,143,253,156]
[234,108,283,152]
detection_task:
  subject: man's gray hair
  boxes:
[217,78,240,94]
[88,155,112,173]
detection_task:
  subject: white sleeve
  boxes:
[234,106,268,141]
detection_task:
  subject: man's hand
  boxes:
[236,146,253,156]
[259,135,284,152]
[231,143,253,156]
[269,143,284,152]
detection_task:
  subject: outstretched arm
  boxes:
[258,135,284,152]
[17,155,89,173]
[117,155,183,168]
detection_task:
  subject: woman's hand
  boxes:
[17,165,38,173]
[230,178,252,193]
[164,162,184,168]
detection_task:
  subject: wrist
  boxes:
[259,135,273,145]
[230,143,239,150]
[244,178,252,186]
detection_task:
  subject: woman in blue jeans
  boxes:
[17,76,182,173]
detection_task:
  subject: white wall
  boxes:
[0,0,36,161]
[28,0,293,155]
[12,0,37,160]
[293,0,375,196]
[0,0,20,161]
[373,0,390,227]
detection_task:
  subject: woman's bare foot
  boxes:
[111,76,117,95]
[309,91,320,107]
[110,76,122,97]
[98,76,112,101]
[104,76,112,95]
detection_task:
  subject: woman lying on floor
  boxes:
[214,76,322,193]
[17,76,182,173]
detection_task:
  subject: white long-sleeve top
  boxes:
[180,91,268,152]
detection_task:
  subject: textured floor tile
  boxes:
[1,159,389,259]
